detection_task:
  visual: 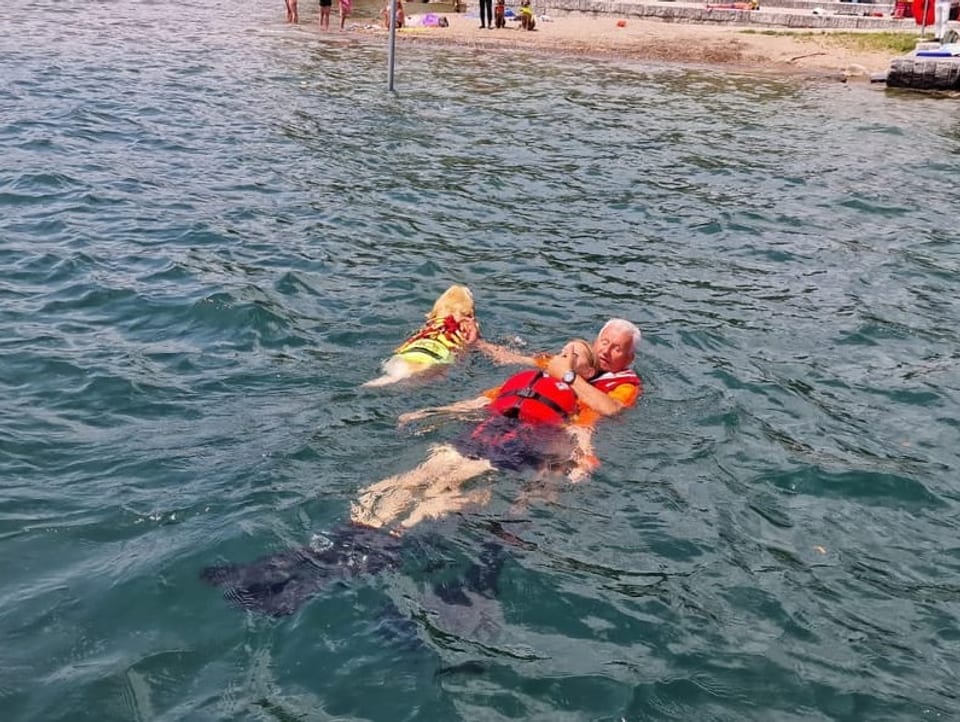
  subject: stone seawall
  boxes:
[537,0,922,30]
[887,55,960,88]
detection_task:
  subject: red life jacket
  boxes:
[589,369,641,394]
[488,370,577,425]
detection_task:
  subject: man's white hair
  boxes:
[600,318,642,355]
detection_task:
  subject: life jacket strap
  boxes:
[400,344,445,361]
[498,372,571,420]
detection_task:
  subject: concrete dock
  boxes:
[886,52,960,88]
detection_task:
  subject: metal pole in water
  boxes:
[387,0,398,91]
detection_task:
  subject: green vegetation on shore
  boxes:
[740,30,929,54]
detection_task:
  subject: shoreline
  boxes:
[330,10,905,79]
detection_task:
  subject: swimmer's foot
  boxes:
[352,485,420,530]
[400,488,491,529]
[350,502,384,529]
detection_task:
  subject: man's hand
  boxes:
[459,317,480,344]
[568,454,599,484]
[546,342,577,380]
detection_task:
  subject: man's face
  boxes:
[594,327,633,373]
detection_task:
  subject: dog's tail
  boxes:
[361,374,397,388]
[362,356,421,388]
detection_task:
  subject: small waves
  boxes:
[2,0,960,720]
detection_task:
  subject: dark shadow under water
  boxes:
[201,522,513,617]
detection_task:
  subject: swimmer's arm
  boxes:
[545,354,625,417]
[571,378,625,416]
[398,395,490,426]
[567,426,599,483]
[474,339,538,367]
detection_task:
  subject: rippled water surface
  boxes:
[3,1,960,719]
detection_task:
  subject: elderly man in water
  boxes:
[477,317,643,418]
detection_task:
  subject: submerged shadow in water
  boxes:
[201,522,521,618]
[201,524,404,616]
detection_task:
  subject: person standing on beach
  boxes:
[934,0,952,41]
[319,0,333,30]
[494,0,506,28]
[339,0,352,30]
[383,0,405,28]
[478,0,493,29]
[285,0,298,23]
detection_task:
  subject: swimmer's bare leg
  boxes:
[351,445,482,529]
[397,456,493,527]
[351,486,416,529]
[351,477,421,529]
[400,486,492,529]
[354,445,458,502]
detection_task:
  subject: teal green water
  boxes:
[3,1,960,719]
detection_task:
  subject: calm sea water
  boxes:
[3,1,960,720]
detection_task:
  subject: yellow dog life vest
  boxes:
[394,315,469,364]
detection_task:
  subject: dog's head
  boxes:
[429,284,475,322]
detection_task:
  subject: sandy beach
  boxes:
[354,10,904,79]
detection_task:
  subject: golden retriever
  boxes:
[362,285,479,387]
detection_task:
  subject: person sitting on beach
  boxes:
[519,0,536,30]
[351,339,606,531]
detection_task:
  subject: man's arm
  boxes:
[545,354,626,417]
[474,339,539,367]
[571,376,625,416]
[567,425,599,483]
